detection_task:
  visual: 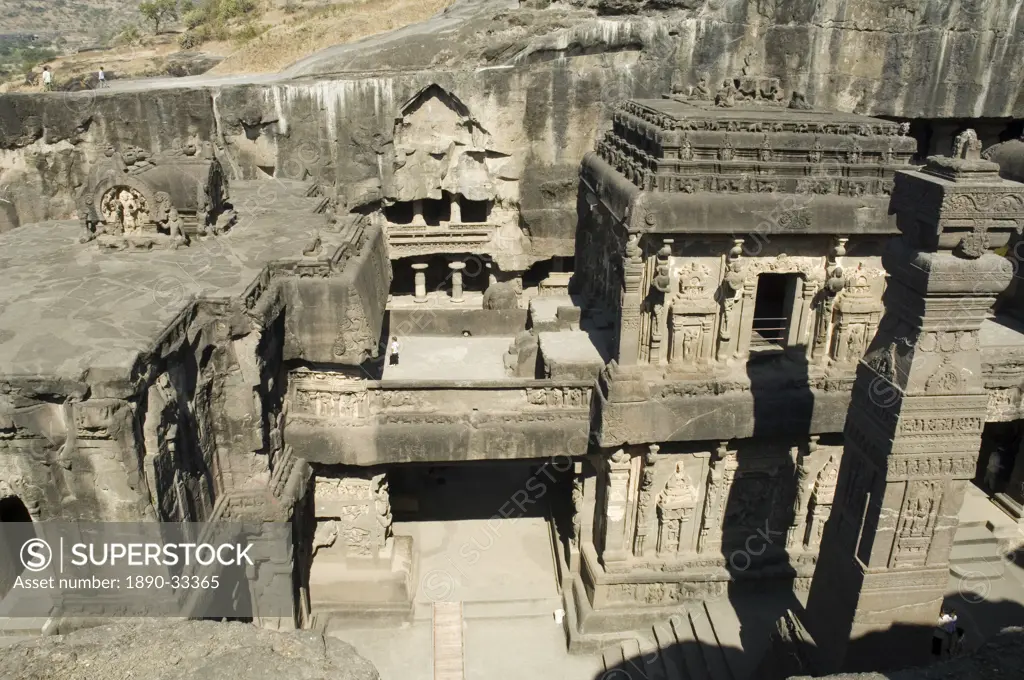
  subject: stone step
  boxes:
[0,617,48,637]
[414,596,562,621]
[949,540,1005,566]
[637,634,668,680]
[953,524,1004,547]
[689,603,735,680]
[671,613,711,680]
[653,621,687,680]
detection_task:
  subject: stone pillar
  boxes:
[450,195,461,224]
[735,281,756,358]
[309,470,413,617]
[411,199,425,226]
[802,131,1020,673]
[618,234,646,366]
[601,449,636,569]
[670,315,685,363]
[486,262,497,287]
[411,262,428,302]
[632,444,662,557]
[796,281,817,352]
[449,261,465,303]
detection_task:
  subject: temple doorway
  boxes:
[389,460,566,607]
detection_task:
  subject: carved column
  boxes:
[795,280,817,352]
[670,315,686,363]
[449,261,465,303]
[601,449,636,568]
[786,438,816,550]
[450,195,461,224]
[697,442,730,554]
[411,199,425,226]
[736,281,757,359]
[803,132,1020,672]
[411,262,428,302]
[313,470,392,565]
[618,234,646,366]
[633,444,662,557]
[719,240,745,362]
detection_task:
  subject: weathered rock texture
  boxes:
[1,0,1023,259]
[0,619,380,680]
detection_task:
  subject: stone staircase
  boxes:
[949,518,1008,577]
[949,485,1023,581]
[432,601,465,680]
[600,603,737,680]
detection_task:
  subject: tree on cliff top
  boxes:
[139,0,181,34]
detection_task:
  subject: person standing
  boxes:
[389,336,400,366]
[98,66,107,88]
[41,66,53,91]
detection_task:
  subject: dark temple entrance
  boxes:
[389,461,567,605]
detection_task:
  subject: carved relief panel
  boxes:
[656,461,700,556]
[313,470,391,561]
[830,266,884,364]
[666,259,720,368]
[891,479,942,568]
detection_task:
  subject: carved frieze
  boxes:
[675,261,714,299]
[525,386,591,409]
[742,254,823,284]
[605,579,727,605]
[886,453,977,480]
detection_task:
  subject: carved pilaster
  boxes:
[619,234,645,366]
[601,449,637,567]
[633,444,663,556]
[697,442,731,554]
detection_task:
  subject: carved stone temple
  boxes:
[3,2,1024,676]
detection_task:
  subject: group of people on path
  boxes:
[38,66,108,91]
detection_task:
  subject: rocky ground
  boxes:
[0,619,381,680]
[791,627,1024,680]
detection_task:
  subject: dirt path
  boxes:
[103,0,516,92]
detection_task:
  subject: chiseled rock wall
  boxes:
[0,0,1022,250]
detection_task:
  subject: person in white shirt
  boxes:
[98,67,107,88]
[934,609,953,656]
[389,336,400,366]
[41,66,53,91]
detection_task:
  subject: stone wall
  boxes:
[286,374,594,465]
[3,0,1023,258]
